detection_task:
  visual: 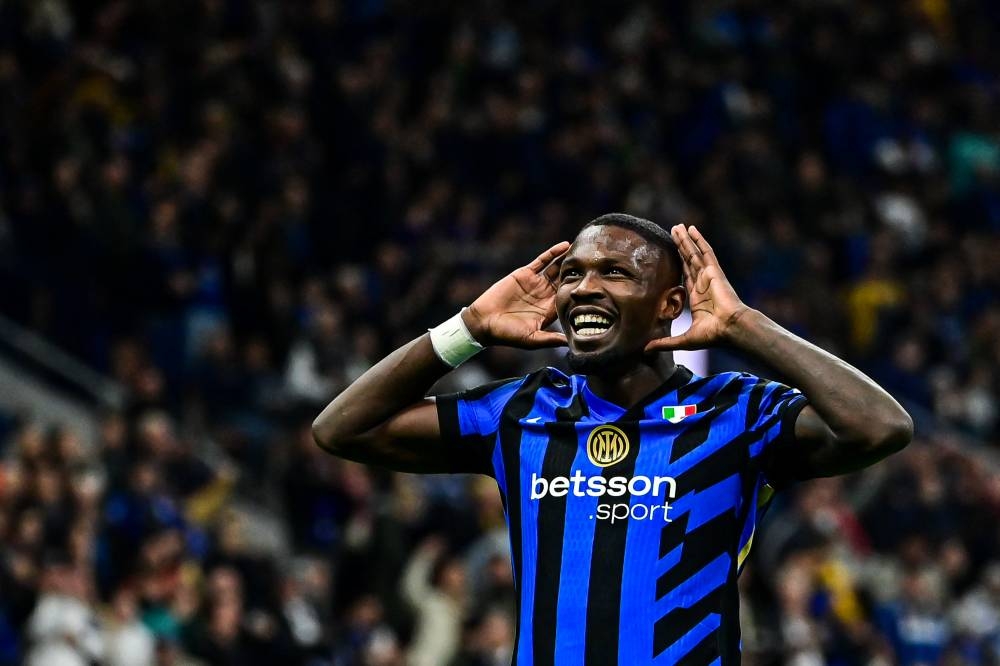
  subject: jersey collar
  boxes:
[580,365,694,420]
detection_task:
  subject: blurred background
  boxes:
[0,0,998,664]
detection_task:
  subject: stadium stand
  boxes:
[0,1,998,664]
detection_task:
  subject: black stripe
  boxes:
[499,371,548,664]
[655,509,737,600]
[436,377,526,475]
[436,394,462,443]
[677,628,721,666]
[670,377,745,462]
[775,394,808,451]
[533,397,588,666]
[459,434,499,475]
[656,435,747,568]
[562,391,591,421]
[666,431,745,506]
[653,580,725,657]
[717,566,742,666]
[451,376,525,402]
[676,373,715,402]
[718,435,755,666]
[435,396,493,473]
[622,365,695,418]
[743,377,767,430]
[583,418,642,666]
[655,430,747,660]
[755,396,810,487]
[659,511,690,559]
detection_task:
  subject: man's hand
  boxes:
[312,239,570,471]
[645,225,750,352]
[647,225,911,482]
[463,241,570,349]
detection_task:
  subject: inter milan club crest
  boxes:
[662,405,697,423]
[586,425,629,467]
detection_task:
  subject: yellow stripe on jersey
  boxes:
[737,483,775,569]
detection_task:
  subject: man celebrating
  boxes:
[312,214,913,665]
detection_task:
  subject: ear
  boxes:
[657,284,686,324]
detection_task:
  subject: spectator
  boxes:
[0,2,997,664]
[103,585,156,666]
[24,559,103,666]
[401,537,469,666]
[875,569,951,666]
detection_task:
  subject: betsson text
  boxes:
[530,471,677,523]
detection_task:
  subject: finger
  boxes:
[688,226,720,268]
[673,224,702,263]
[528,241,571,273]
[526,330,568,348]
[680,253,694,287]
[541,247,569,284]
[671,225,704,272]
[644,333,694,353]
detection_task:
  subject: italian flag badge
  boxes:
[662,405,697,423]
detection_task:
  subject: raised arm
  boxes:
[646,225,913,482]
[311,241,569,473]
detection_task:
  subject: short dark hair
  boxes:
[582,213,681,282]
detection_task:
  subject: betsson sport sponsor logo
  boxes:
[530,470,677,523]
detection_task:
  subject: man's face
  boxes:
[556,225,679,374]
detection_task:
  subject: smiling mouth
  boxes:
[571,313,615,339]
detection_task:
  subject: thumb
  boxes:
[644,334,694,353]
[525,330,568,348]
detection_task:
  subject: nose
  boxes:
[570,270,603,300]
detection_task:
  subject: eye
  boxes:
[560,268,581,281]
[607,266,628,277]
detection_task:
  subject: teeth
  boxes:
[576,327,607,337]
[573,314,611,327]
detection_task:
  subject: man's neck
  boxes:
[585,355,677,409]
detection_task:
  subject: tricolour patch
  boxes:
[661,405,697,423]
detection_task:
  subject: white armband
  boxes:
[429,308,484,368]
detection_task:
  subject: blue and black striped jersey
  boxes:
[437,365,808,666]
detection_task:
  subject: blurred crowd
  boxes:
[0,0,999,664]
[0,417,519,666]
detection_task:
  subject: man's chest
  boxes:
[504,413,749,521]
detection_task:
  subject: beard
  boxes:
[565,346,640,375]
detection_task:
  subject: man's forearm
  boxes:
[727,309,913,449]
[311,334,451,448]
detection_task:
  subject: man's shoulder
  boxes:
[671,369,767,405]
[689,371,804,418]
[703,369,755,381]
[528,367,760,399]
[698,369,781,389]
[459,368,788,404]
[451,367,574,402]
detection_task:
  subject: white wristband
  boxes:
[429,308,484,368]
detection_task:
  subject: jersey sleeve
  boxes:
[738,373,810,487]
[435,376,527,475]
